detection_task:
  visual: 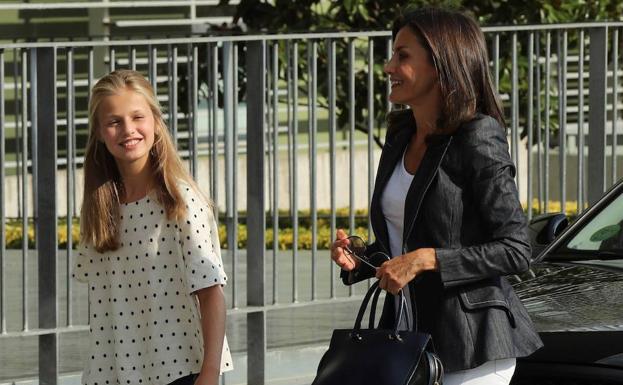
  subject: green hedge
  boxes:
[3,215,370,250]
[1,202,578,250]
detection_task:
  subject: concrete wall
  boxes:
[3,138,622,218]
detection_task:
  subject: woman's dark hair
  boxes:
[389,7,504,134]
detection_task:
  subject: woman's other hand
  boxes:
[376,248,438,295]
[330,229,359,271]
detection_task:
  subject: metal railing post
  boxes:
[246,40,267,385]
[223,41,236,303]
[588,27,608,205]
[35,47,58,385]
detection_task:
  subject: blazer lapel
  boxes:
[369,127,412,254]
[402,135,453,249]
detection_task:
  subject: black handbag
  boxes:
[312,281,444,385]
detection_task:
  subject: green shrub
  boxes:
[2,201,577,250]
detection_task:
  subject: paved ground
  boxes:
[0,249,378,383]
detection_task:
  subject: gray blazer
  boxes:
[341,111,543,372]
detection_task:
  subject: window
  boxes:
[567,193,623,252]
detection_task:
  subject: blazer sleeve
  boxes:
[435,117,532,288]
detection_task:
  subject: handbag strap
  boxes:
[354,280,408,339]
[368,283,383,329]
[354,281,381,331]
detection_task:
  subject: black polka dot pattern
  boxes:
[72,185,233,385]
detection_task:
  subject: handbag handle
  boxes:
[368,284,383,329]
[353,280,408,340]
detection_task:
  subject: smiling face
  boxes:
[384,26,440,109]
[97,88,156,172]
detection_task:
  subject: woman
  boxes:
[73,70,232,385]
[331,7,542,385]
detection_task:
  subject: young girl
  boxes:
[73,69,233,385]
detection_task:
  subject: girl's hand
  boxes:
[193,371,218,385]
[376,248,438,295]
[330,229,359,271]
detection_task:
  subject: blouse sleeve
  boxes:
[178,185,228,294]
[71,242,91,283]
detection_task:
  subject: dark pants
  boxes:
[168,373,198,385]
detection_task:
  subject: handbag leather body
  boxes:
[312,281,443,385]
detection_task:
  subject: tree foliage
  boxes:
[183,0,623,147]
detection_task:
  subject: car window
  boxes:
[567,193,623,251]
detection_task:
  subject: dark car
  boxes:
[511,179,623,385]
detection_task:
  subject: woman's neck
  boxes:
[410,94,441,142]
[411,109,437,145]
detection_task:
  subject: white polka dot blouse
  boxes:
[73,184,233,385]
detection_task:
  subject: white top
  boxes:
[380,150,414,331]
[381,150,416,258]
[73,184,233,385]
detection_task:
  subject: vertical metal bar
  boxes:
[558,31,567,214]
[232,43,239,309]
[578,30,585,211]
[171,46,178,144]
[130,46,136,71]
[535,32,543,213]
[222,41,236,309]
[37,46,59,385]
[29,50,38,237]
[149,46,157,95]
[211,44,219,211]
[189,0,196,20]
[20,49,28,332]
[13,49,21,219]
[291,41,299,303]
[271,42,279,304]
[285,41,293,305]
[66,48,75,326]
[511,33,520,193]
[87,47,94,321]
[367,39,374,240]
[0,49,6,334]
[494,34,500,92]
[348,40,355,236]
[191,45,199,178]
[348,39,355,297]
[266,49,273,223]
[527,33,534,221]
[109,47,115,72]
[544,32,551,212]
[246,40,267,385]
[205,44,214,200]
[328,39,337,299]
[612,29,619,185]
[187,44,193,169]
[588,27,608,205]
[309,40,318,301]
[88,48,94,91]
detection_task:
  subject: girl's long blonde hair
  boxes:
[81,69,198,253]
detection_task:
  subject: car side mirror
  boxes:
[529,213,569,257]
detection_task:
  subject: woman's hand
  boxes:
[376,248,438,295]
[330,229,359,271]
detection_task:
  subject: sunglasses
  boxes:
[342,235,390,270]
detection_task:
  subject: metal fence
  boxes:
[0,22,623,385]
